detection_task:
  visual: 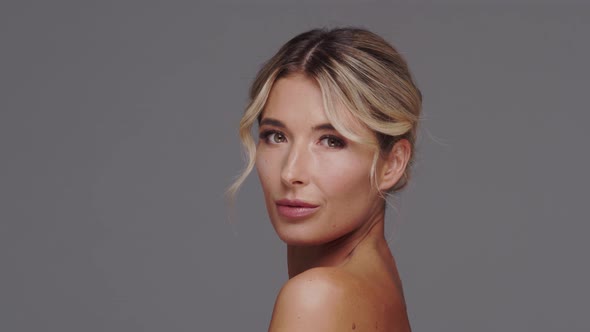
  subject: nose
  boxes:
[281,142,310,187]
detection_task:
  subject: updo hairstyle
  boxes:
[228,27,422,199]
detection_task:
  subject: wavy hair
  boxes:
[227,27,422,200]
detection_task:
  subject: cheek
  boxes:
[314,153,374,198]
[255,152,278,192]
[255,155,268,184]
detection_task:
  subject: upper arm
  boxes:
[268,268,359,331]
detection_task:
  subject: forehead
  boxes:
[262,74,325,121]
[261,74,369,135]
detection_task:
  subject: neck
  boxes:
[286,211,386,279]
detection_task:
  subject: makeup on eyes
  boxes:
[259,130,286,144]
[258,129,346,148]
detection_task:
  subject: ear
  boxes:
[378,139,412,192]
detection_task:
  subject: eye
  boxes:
[319,135,345,148]
[259,130,287,144]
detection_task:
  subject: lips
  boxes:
[275,199,320,219]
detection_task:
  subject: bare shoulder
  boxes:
[267,267,370,331]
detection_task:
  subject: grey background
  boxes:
[1,1,589,331]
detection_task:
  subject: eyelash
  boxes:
[258,130,346,148]
[259,130,286,144]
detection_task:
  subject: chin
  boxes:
[277,233,329,246]
[270,217,349,247]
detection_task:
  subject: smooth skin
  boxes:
[256,73,412,331]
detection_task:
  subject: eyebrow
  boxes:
[259,117,336,132]
[259,118,286,129]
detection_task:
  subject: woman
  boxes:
[228,27,421,331]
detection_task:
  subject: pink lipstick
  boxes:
[275,199,320,219]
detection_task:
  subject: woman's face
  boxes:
[255,73,385,246]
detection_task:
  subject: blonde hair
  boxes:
[227,27,422,200]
